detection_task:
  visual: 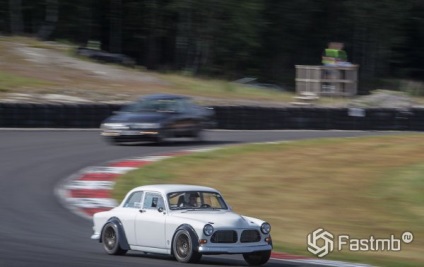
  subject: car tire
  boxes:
[104,137,122,146]
[101,222,128,255]
[192,126,204,142]
[242,250,271,266]
[154,129,169,145]
[172,229,202,263]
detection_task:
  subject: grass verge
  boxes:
[113,134,424,266]
[0,71,51,91]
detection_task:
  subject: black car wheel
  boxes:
[155,133,166,144]
[104,136,122,146]
[172,229,201,263]
[101,222,127,255]
[191,126,204,142]
[242,250,271,266]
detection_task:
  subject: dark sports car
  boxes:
[100,94,216,144]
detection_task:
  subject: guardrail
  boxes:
[0,103,422,131]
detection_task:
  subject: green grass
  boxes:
[113,134,424,266]
[0,71,51,91]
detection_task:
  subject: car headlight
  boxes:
[130,123,161,129]
[101,123,129,130]
[260,222,271,234]
[203,224,214,236]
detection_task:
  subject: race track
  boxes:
[0,129,397,267]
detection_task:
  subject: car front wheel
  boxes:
[243,250,271,266]
[172,229,201,263]
[101,222,127,255]
[154,129,170,145]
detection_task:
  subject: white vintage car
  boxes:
[91,184,272,265]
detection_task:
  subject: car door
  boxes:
[135,191,167,248]
[119,190,144,245]
[171,99,198,135]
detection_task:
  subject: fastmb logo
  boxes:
[307,228,334,257]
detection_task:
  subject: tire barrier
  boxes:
[0,103,422,131]
[0,103,121,128]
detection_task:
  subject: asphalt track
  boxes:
[0,129,399,267]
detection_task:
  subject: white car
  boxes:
[91,184,273,265]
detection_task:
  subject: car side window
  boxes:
[143,192,165,210]
[177,99,191,113]
[124,191,143,208]
[166,99,186,113]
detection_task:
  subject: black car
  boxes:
[100,94,216,144]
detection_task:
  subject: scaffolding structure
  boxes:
[295,65,359,97]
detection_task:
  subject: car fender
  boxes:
[171,224,200,254]
[100,217,130,250]
[242,215,266,227]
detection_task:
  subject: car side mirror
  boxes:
[158,207,164,213]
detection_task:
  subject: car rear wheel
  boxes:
[104,137,122,146]
[242,250,271,266]
[172,229,201,263]
[192,126,204,142]
[102,222,127,255]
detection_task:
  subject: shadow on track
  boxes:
[111,139,241,147]
[123,252,300,266]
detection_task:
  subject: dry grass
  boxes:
[114,134,424,266]
[2,36,424,109]
[0,36,299,105]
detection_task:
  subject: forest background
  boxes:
[2,0,424,94]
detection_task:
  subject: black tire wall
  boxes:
[0,103,419,131]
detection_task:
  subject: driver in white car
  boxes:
[187,192,199,207]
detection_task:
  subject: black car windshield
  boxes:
[168,191,228,210]
[122,98,181,113]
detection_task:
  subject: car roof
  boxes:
[128,184,220,195]
[139,94,190,101]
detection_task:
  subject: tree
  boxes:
[344,0,410,81]
[109,0,122,53]
[170,0,264,76]
[2,0,423,86]
[9,0,23,34]
[37,0,59,40]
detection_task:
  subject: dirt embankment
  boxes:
[0,39,171,104]
[0,38,421,109]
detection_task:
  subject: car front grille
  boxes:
[210,230,237,243]
[240,230,261,243]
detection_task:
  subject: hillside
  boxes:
[0,36,422,109]
[0,37,298,106]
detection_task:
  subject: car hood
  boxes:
[172,210,256,228]
[104,112,167,123]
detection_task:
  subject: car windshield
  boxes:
[167,191,228,210]
[122,98,180,113]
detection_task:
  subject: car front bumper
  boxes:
[101,130,160,141]
[198,244,272,254]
